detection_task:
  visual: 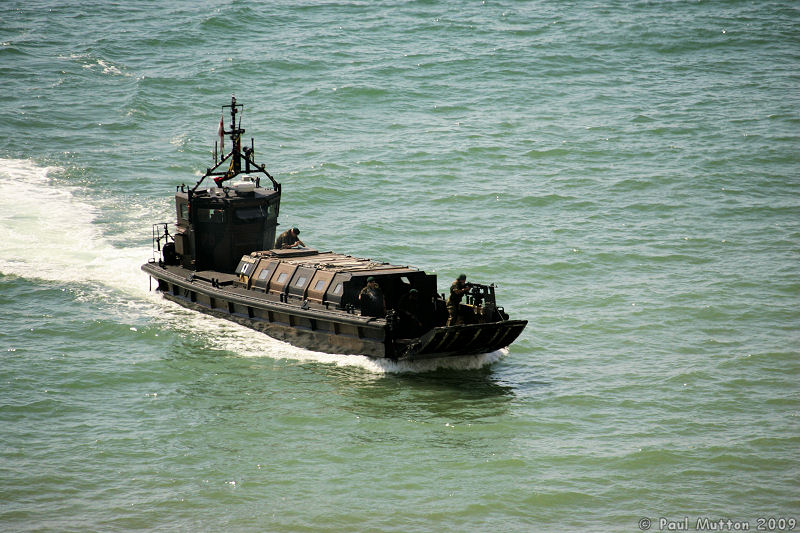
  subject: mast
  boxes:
[190,95,280,194]
[226,95,244,177]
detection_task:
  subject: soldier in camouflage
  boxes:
[447,274,470,326]
[274,227,305,249]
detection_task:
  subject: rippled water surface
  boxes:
[1,1,798,530]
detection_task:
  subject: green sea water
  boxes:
[1,1,798,531]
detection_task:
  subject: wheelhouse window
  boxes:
[258,269,271,280]
[198,208,225,223]
[295,276,307,287]
[332,283,343,295]
[313,280,326,291]
[234,205,268,224]
[276,272,288,283]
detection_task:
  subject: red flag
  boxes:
[218,114,224,152]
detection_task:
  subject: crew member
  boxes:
[447,274,470,326]
[274,227,305,249]
[359,276,386,318]
[397,288,424,336]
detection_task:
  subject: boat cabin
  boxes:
[163,96,282,273]
[172,180,280,272]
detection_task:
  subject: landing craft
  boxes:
[142,97,527,360]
